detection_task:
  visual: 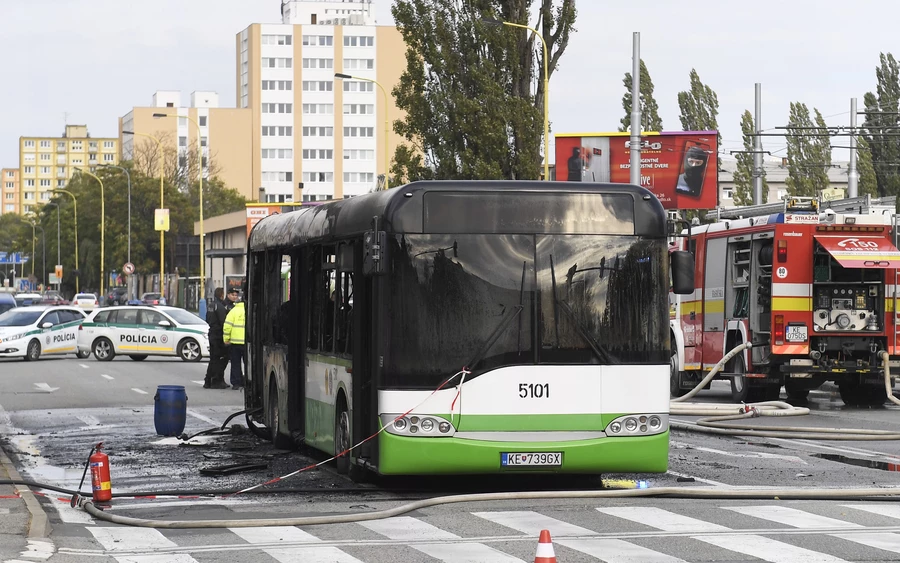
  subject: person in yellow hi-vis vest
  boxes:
[222,289,246,390]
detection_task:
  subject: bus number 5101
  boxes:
[519,383,549,399]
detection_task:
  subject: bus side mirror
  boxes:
[363,230,388,276]
[671,250,695,295]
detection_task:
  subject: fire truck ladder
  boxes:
[706,194,897,221]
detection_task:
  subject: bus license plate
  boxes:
[501,452,562,467]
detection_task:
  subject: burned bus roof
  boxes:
[247,180,665,251]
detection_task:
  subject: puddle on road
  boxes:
[812,453,900,471]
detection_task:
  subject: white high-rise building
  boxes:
[238,0,403,202]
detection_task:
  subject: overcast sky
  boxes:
[1,0,896,171]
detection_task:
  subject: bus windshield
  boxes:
[385,234,668,388]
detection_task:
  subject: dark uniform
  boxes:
[204,290,235,389]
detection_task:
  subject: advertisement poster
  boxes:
[555,131,718,210]
[245,205,283,237]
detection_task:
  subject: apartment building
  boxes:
[1,168,18,215]
[238,0,405,203]
[17,125,118,215]
[119,91,254,199]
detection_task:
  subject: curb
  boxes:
[0,443,51,539]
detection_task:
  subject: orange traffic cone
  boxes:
[534,529,557,563]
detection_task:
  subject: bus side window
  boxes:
[337,271,353,355]
[306,247,321,351]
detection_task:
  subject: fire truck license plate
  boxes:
[786,326,808,342]
[501,452,562,467]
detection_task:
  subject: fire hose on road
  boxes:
[670,342,900,440]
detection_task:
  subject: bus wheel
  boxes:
[268,383,293,449]
[335,399,350,475]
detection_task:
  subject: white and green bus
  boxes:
[244,181,694,478]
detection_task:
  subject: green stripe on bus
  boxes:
[376,430,670,475]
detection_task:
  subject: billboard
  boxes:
[555,131,719,210]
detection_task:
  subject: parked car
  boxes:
[41,291,69,305]
[140,292,166,306]
[14,293,42,307]
[0,305,90,361]
[0,293,15,315]
[105,287,128,306]
[73,293,100,310]
[78,305,209,362]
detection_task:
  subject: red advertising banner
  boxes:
[555,131,718,210]
[246,205,283,237]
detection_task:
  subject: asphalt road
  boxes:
[3,355,900,562]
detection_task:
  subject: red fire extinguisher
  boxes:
[89,442,112,502]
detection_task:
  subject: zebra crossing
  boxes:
[54,502,900,562]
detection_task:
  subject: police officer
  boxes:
[203,287,234,389]
[223,287,246,390]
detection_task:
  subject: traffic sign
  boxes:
[55,264,63,280]
[123,262,135,275]
[155,209,170,232]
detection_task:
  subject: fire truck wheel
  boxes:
[839,382,887,407]
[730,355,762,403]
[670,345,689,397]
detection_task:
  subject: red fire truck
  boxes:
[670,195,900,406]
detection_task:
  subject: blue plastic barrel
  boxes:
[154,385,187,436]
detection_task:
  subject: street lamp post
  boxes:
[52,189,78,293]
[99,163,133,299]
[35,225,45,290]
[14,217,36,288]
[44,203,61,292]
[75,167,105,299]
[152,112,207,305]
[122,130,165,293]
[334,73,390,190]
[483,17,550,181]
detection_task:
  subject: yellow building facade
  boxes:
[237,0,405,203]
[119,91,253,199]
[17,125,119,215]
[2,168,19,215]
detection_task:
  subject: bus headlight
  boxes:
[393,418,408,431]
[606,414,668,436]
[382,414,455,437]
[438,421,452,433]
[421,418,434,432]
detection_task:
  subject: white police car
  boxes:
[0,305,89,361]
[77,305,210,362]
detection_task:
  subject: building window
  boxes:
[302,81,333,92]
[200,137,207,147]
[302,58,333,69]
[261,171,294,182]
[5,171,13,178]
[343,36,374,47]
[343,172,375,183]
[57,167,65,175]
[343,81,374,92]
[89,141,98,149]
[39,140,51,148]
[24,140,35,148]
[23,154,35,163]
[199,116,207,126]
[262,34,293,45]
[303,172,334,183]
[262,126,293,137]
[303,103,333,115]
[25,179,35,187]
[303,149,334,159]
[343,149,374,160]
[40,179,51,187]
[57,180,65,187]
[302,126,334,137]
[24,192,35,200]
[103,154,115,162]
[343,104,375,115]
[4,193,12,200]
[342,58,374,70]
[40,166,50,175]
[57,141,66,151]
[40,153,51,161]
[103,141,115,149]
[179,136,187,147]
[342,126,375,138]
[262,149,293,159]
[23,166,34,174]
[302,35,333,46]
[4,182,13,188]
[723,189,733,199]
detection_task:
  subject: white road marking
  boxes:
[131,388,148,395]
[362,516,524,562]
[33,383,59,393]
[230,526,364,563]
[191,380,205,386]
[75,415,101,427]
[186,410,217,425]
[18,539,55,560]
[87,527,199,562]
[100,374,114,380]
[665,469,733,487]
[670,440,807,464]
[845,504,900,520]
[79,364,90,369]
[475,511,686,562]
[49,498,94,525]
[598,506,848,562]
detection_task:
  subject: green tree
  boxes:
[857,136,879,197]
[862,52,900,197]
[677,69,719,132]
[390,0,577,183]
[732,110,767,206]
[618,59,663,132]
[784,102,831,197]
